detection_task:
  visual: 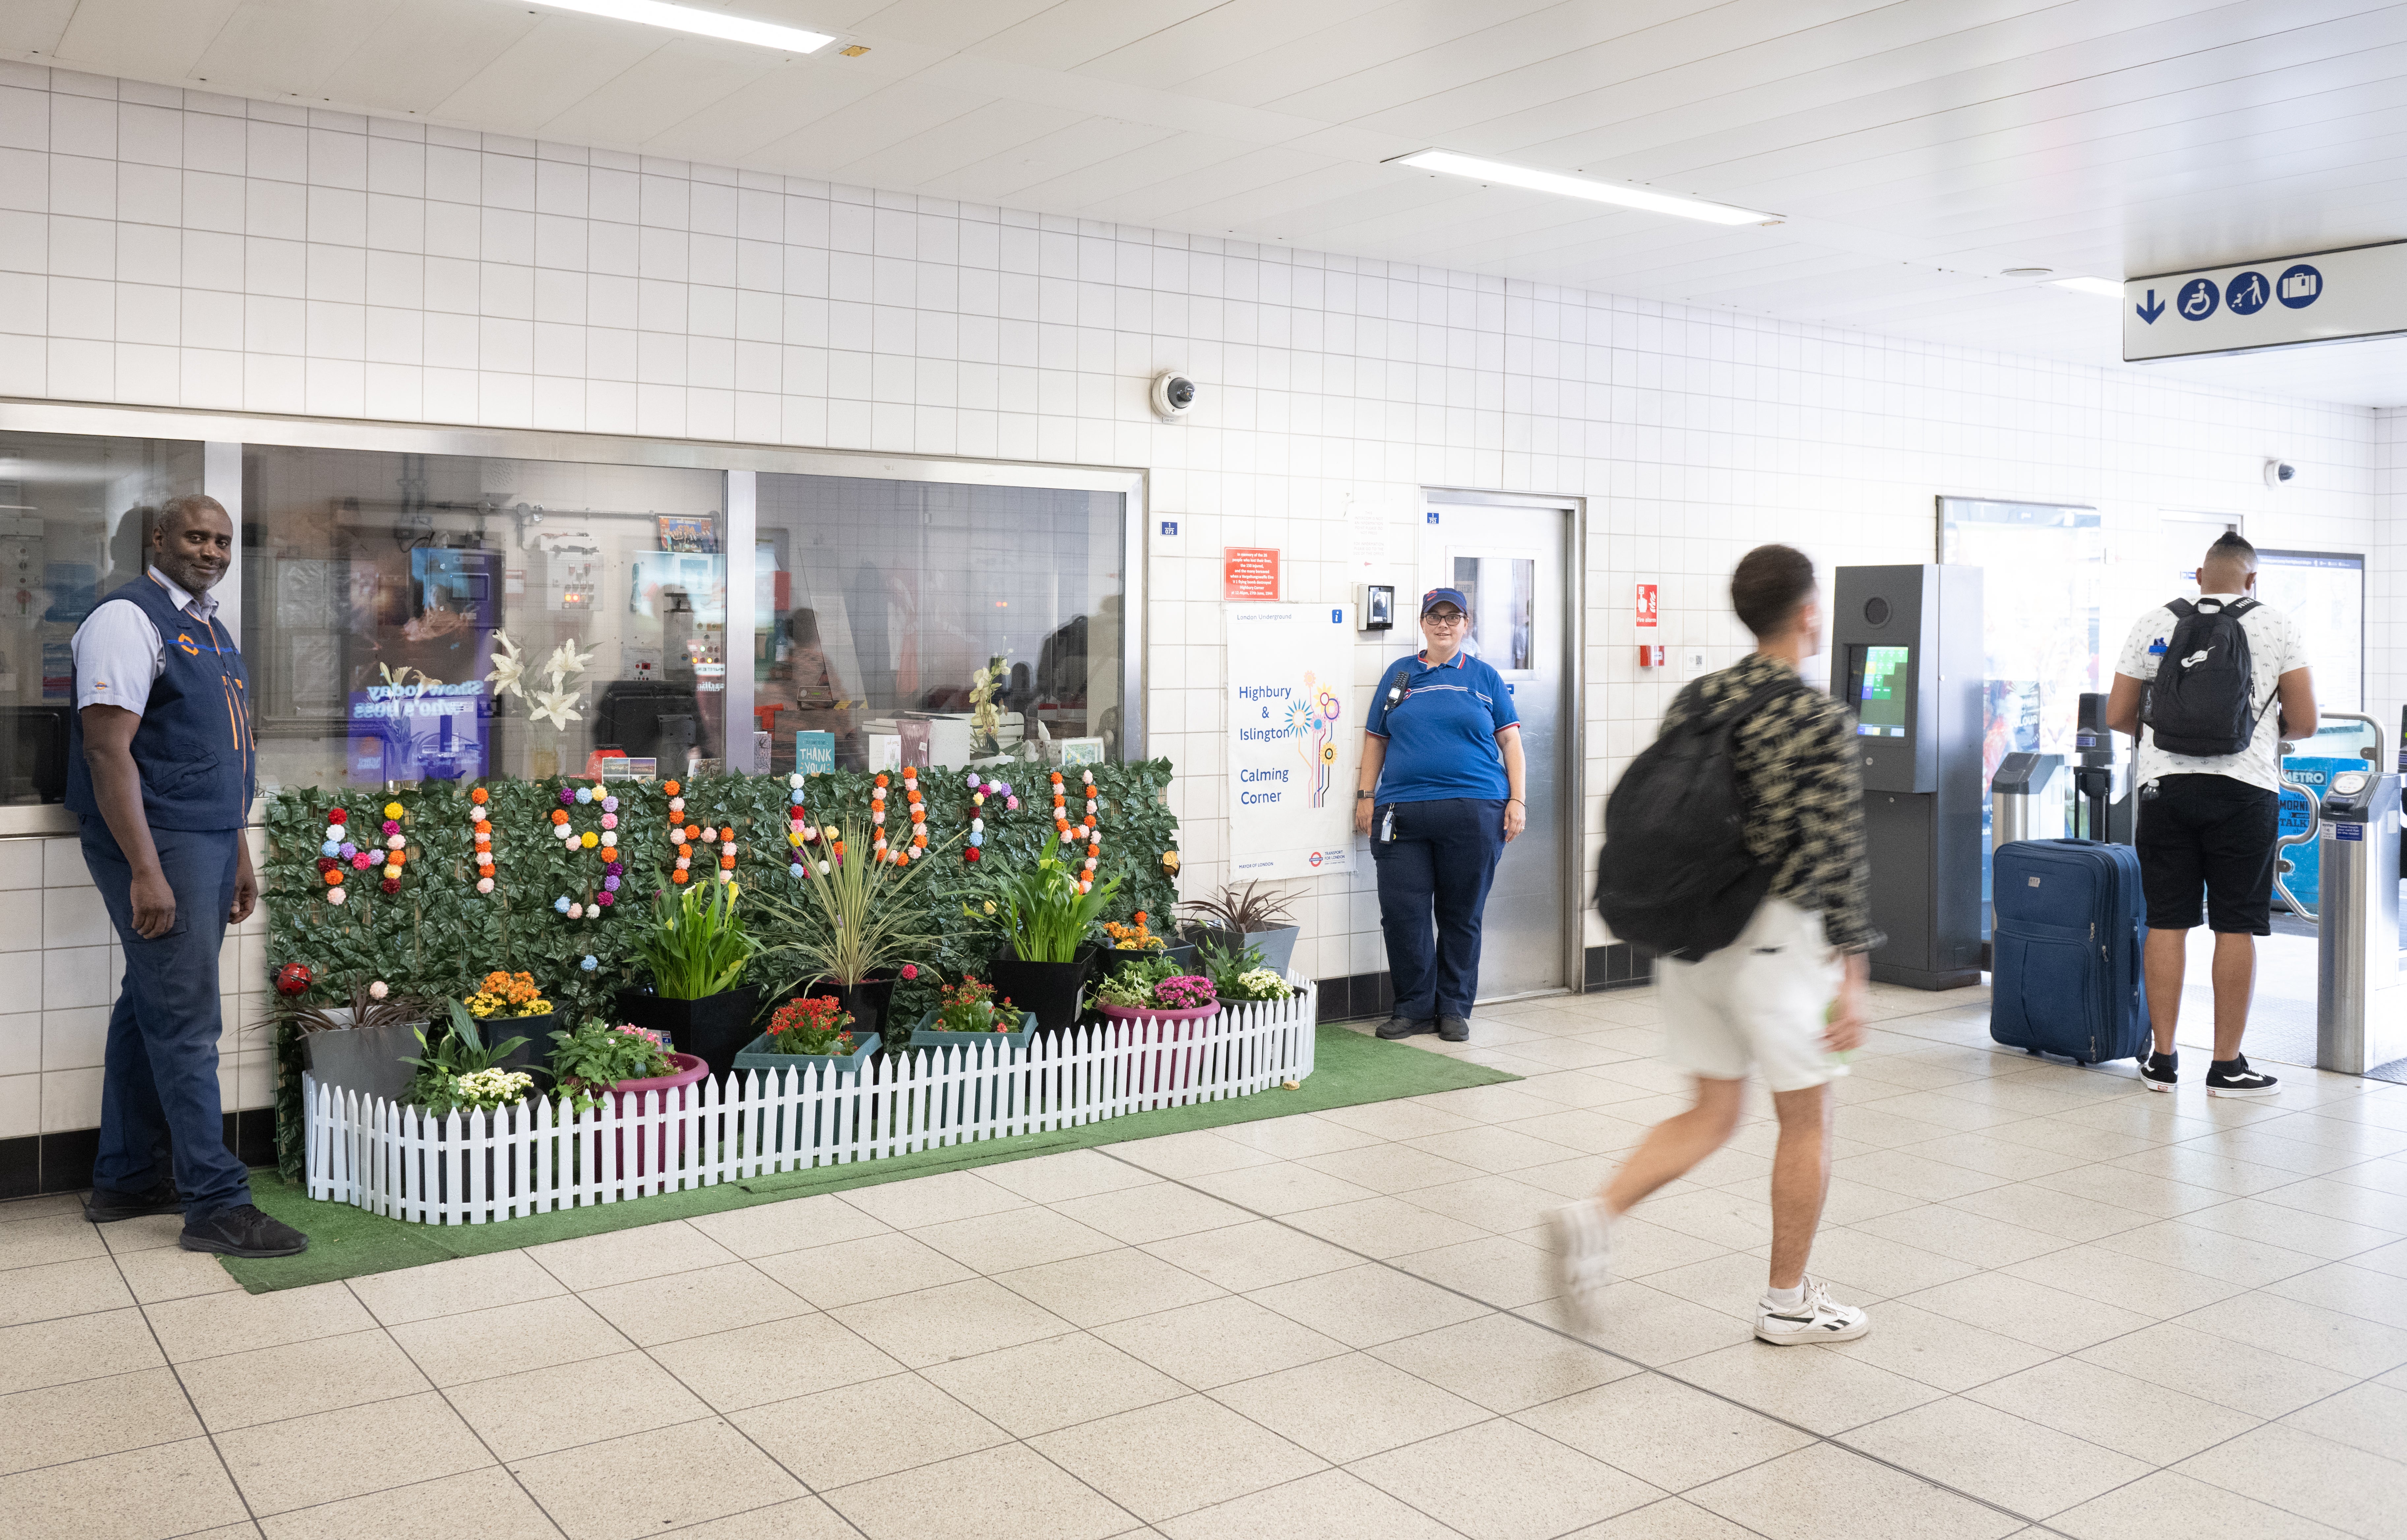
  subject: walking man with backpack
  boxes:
[2104,532,2315,1097]
[1558,545,1879,1344]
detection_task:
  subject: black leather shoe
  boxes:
[1437,1016,1471,1043]
[1375,1016,1431,1039]
[179,1204,310,1258]
[84,1179,183,1224]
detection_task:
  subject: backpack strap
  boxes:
[2167,598,2197,619]
[2225,597,2260,618]
[1707,676,1806,732]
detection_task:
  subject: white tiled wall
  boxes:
[0,63,2399,1141]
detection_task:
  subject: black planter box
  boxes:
[987,945,1100,1035]
[617,986,763,1076]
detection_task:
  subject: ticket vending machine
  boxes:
[1832,565,1986,990]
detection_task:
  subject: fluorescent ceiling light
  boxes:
[2048,275,2123,297]
[529,0,834,52]
[1391,149,1772,226]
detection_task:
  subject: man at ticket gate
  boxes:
[68,494,309,1257]
[2106,532,2317,1097]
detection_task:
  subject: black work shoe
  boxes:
[2205,1055,2279,1098]
[2141,1051,2178,1093]
[1437,1016,1471,1043]
[179,1204,310,1258]
[1375,1016,1432,1039]
[83,1179,183,1223]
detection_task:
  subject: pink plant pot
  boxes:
[608,1052,709,1175]
[1095,1002,1222,1092]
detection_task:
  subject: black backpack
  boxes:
[2142,597,2270,757]
[1594,676,1801,962]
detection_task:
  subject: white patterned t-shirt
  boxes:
[2114,595,2309,795]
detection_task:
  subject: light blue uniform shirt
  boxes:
[1363,649,1519,802]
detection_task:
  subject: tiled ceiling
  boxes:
[12,0,2407,401]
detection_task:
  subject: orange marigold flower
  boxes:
[663,779,681,796]
[470,786,489,804]
[672,869,690,884]
[550,809,568,825]
[719,854,736,869]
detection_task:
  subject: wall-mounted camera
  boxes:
[1150,371,1199,420]
[2264,458,2300,488]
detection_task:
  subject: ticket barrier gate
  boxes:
[2312,713,2406,1076]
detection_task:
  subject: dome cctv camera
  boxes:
[1150,371,1198,420]
[2264,459,2300,488]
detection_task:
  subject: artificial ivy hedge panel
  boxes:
[265,759,1179,1177]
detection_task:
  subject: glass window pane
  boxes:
[241,447,725,790]
[0,431,204,805]
[753,475,1126,773]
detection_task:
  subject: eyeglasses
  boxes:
[1423,611,1467,626]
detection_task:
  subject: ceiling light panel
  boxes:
[1392,150,1773,226]
[526,0,834,53]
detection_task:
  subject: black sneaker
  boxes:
[83,1179,183,1223]
[1437,1016,1471,1043]
[179,1204,310,1258]
[1375,1016,1432,1039]
[2141,1051,2178,1093]
[2205,1055,2279,1098]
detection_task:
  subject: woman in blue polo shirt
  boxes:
[1354,587,1527,1042]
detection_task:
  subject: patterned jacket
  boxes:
[1658,652,1883,953]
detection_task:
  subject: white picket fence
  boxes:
[305,978,1317,1225]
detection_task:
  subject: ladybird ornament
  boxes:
[273,962,313,996]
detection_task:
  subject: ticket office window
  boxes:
[0,432,205,806]
[241,447,726,790]
[751,475,1126,774]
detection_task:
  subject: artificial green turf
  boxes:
[224,1022,1517,1294]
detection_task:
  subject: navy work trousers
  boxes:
[79,815,250,1219]
[1372,797,1507,1021]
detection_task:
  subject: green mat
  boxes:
[226,1023,1516,1293]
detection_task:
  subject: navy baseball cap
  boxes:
[1420,586,1469,616]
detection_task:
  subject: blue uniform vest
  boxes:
[66,572,255,831]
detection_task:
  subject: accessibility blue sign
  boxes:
[2177,277,2219,321]
[2226,270,2271,315]
[2125,242,2404,362]
[2135,288,2165,324]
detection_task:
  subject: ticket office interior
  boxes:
[0,421,1137,829]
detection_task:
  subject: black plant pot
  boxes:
[481,1012,553,1083]
[987,945,1100,1035]
[617,985,763,1076]
[800,974,898,1045]
[1181,923,1300,976]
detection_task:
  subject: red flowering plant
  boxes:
[765,994,857,1056]
[931,974,1016,1034]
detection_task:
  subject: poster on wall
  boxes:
[348,680,490,783]
[1224,603,1357,880]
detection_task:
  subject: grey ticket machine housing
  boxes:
[1832,564,1986,990]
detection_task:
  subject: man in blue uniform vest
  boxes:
[69,494,307,1257]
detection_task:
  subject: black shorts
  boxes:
[2137,774,2281,934]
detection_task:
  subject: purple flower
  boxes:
[605,861,624,877]
[557,787,576,806]
[603,875,621,891]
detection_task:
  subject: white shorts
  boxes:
[1656,896,1843,1093]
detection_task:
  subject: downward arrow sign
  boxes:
[2136,289,2166,324]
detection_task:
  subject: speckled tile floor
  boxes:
[5,980,2404,1540]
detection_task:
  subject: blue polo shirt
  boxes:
[1364,649,1519,802]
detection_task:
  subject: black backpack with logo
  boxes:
[2142,597,2269,757]
[1594,676,1801,962]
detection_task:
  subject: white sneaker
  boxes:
[1547,1198,1614,1329]
[1754,1276,1869,1345]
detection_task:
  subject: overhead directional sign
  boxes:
[2124,242,2407,361]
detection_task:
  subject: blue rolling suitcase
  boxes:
[1989,839,2151,1066]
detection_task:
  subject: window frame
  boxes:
[0,400,1148,835]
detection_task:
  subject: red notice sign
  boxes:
[1635,582,1659,629]
[1225,547,1281,601]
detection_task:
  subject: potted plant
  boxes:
[402,1001,539,1116]
[292,979,429,1108]
[619,880,759,1073]
[550,1017,709,1176]
[1093,959,1221,1024]
[732,993,882,1084]
[910,973,1033,1054]
[988,854,1118,1034]
[752,820,936,1046]
[1104,910,1195,970]
[1196,936,1298,1004]
[1178,881,1301,975]
[460,971,555,1077]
